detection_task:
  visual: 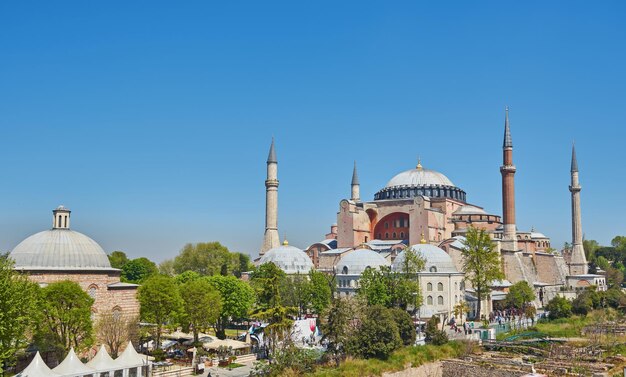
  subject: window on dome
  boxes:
[438,282,443,291]
[430,266,437,272]
[342,266,348,275]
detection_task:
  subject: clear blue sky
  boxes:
[1,1,625,262]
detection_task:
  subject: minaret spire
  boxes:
[261,138,280,255]
[569,143,587,275]
[500,106,517,250]
[351,161,360,201]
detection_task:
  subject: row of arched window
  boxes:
[426,295,444,305]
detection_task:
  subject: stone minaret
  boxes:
[261,138,280,255]
[500,107,517,251]
[569,144,588,275]
[351,161,360,202]
[52,205,71,229]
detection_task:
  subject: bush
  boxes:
[152,349,166,361]
[389,308,416,346]
[572,294,592,316]
[424,316,448,346]
[545,296,573,320]
[349,306,402,360]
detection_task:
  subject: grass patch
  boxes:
[223,362,244,369]
[534,315,591,338]
[308,341,470,377]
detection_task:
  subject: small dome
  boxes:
[453,205,487,215]
[259,243,313,274]
[385,167,455,188]
[531,232,548,239]
[10,229,112,270]
[392,243,457,273]
[337,249,390,276]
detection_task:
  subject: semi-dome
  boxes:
[374,161,466,202]
[392,243,458,273]
[453,205,487,215]
[337,248,390,276]
[259,241,313,274]
[9,206,113,271]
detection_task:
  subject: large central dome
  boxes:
[9,206,114,271]
[374,162,466,202]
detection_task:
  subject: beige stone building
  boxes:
[9,206,139,318]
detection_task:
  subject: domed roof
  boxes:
[10,229,113,270]
[259,241,313,274]
[337,248,390,276]
[392,243,458,273]
[385,165,455,189]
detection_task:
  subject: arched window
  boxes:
[88,284,98,298]
[438,296,444,305]
[430,266,437,273]
[393,232,396,238]
[385,222,389,229]
[400,232,404,239]
[427,282,433,291]
[385,232,389,238]
[342,266,348,275]
[112,306,122,320]
[455,295,458,303]
[427,296,433,305]
[58,216,62,228]
[438,282,444,291]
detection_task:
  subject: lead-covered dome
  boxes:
[392,243,458,273]
[337,248,390,276]
[10,229,112,270]
[259,241,313,274]
[374,162,466,202]
[9,206,113,271]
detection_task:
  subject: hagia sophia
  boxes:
[4,107,604,325]
[259,108,605,321]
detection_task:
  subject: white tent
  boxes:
[16,352,60,377]
[86,345,117,373]
[53,348,95,376]
[114,341,149,369]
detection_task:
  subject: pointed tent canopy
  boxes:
[86,345,117,372]
[52,348,95,376]
[114,341,148,368]
[16,352,60,377]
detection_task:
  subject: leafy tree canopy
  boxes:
[172,242,250,277]
[545,296,572,320]
[138,275,183,349]
[122,257,158,283]
[108,251,129,269]
[180,279,222,342]
[505,281,535,309]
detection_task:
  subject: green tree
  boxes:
[206,275,255,339]
[349,306,401,359]
[320,297,361,367]
[583,239,600,262]
[505,281,535,309]
[36,281,94,357]
[389,308,416,346]
[95,311,139,358]
[545,296,572,320]
[611,236,626,252]
[572,293,593,316]
[180,279,222,342]
[122,257,158,283]
[460,227,504,320]
[358,266,392,307]
[174,270,201,284]
[308,269,332,314]
[0,258,39,372]
[232,252,252,278]
[108,251,129,269]
[158,259,175,276]
[138,275,183,349]
[424,316,448,346]
[173,242,233,276]
[251,263,297,357]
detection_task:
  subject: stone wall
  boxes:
[441,359,530,377]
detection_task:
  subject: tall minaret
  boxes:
[569,143,588,275]
[261,138,280,255]
[351,161,360,202]
[500,106,517,251]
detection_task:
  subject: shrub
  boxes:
[349,306,402,360]
[545,296,572,320]
[424,316,448,346]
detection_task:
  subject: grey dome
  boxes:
[10,229,113,270]
[337,249,389,276]
[259,242,313,274]
[453,205,487,215]
[374,163,466,202]
[385,167,455,188]
[392,243,457,273]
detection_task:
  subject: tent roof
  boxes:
[204,338,251,350]
[16,352,60,377]
[53,348,95,375]
[114,342,148,368]
[86,345,117,371]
